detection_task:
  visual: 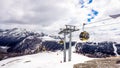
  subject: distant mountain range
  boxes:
[75,42,120,58]
[0,28,75,60]
[1,28,120,60]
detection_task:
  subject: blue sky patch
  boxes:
[88,0,93,4]
[92,9,99,16]
[87,18,91,22]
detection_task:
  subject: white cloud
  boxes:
[0,0,80,34]
[0,0,77,26]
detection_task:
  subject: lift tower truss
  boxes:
[58,25,79,62]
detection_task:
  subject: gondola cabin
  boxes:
[59,40,64,44]
[79,31,89,41]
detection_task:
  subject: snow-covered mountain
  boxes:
[0,28,76,60]
[0,0,120,68]
[75,41,120,58]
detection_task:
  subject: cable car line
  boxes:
[85,21,120,28]
[79,18,119,41]
[85,18,112,25]
[85,14,120,25]
[79,14,120,41]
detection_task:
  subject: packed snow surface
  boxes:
[0,47,93,68]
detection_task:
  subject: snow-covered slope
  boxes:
[0,46,93,68]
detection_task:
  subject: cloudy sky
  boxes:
[0,0,120,41]
[0,0,79,31]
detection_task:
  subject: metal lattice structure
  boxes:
[58,25,79,62]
